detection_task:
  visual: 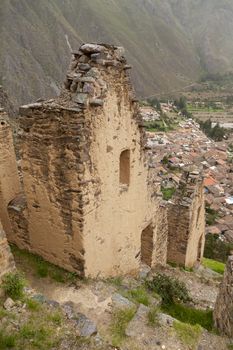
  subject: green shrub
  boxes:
[163,303,213,331]
[206,207,219,225]
[204,233,233,263]
[1,272,26,300]
[145,273,191,305]
[202,258,225,275]
[111,308,136,346]
[173,321,202,349]
[161,187,176,201]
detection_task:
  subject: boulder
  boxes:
[90,99,104,107]
[74,313,97,337]
[73,93,88,105]
[139,264,151,279]
[62,301,75,319]
[111,293,135,309]
[3,297,15,310]
[80,44,105,54]
[125,304,149,337]
[86,68,101,78]
[78,63,91,71]
[157,313,176,326]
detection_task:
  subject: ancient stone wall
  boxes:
[152,202,168,266]
[0,110,21,239]
[167,169,205,268]
[17,43,163,277]
[214,255,233,338]
[0,220,15,279]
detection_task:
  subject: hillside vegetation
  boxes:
[1,0,233,106]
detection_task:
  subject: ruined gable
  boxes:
[16,43,164,277]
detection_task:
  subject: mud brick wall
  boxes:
[17,43,164,277]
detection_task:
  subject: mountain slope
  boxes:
[0,0,233,106]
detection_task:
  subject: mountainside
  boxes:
[1,0,233,107]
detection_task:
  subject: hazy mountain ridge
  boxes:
[1,0,233,106]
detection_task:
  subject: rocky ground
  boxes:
[0,249,230,350]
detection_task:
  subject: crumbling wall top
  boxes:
[172,166,204,207]
[19,43,137,116]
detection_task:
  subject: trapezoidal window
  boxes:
[119,149,130,186]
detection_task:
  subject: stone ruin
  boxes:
[214,255,233,338]
[0,108,17,278]
[167,168,206,268]
[0,43,206,278]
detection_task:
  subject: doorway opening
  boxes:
[141,224,153,266]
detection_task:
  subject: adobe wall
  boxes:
[18,104,87,275]
[167,169,205,268]
[18,44,163,277]
[0,110,21,239]
[0,220,15,279]
[214,255,233,338]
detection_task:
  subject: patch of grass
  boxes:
[0,330,16,349]
[50,271,65,283]
[0,308,8,319]
[173,321,202,349]
[202,258,225,275]
[111,307,136,346]
[26,298,42,312]
[47,311,63,326]
[1,272,26,300]
[147,307,159,327]
[36,261,49,278]
[161,187,176,201]
[125,287,150,306]
[106,276,123,287]
[11,244,78,284]
[0,298,77,349]
[228,344,233,349]
[20,323,52,348]
[163,303,213,331]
